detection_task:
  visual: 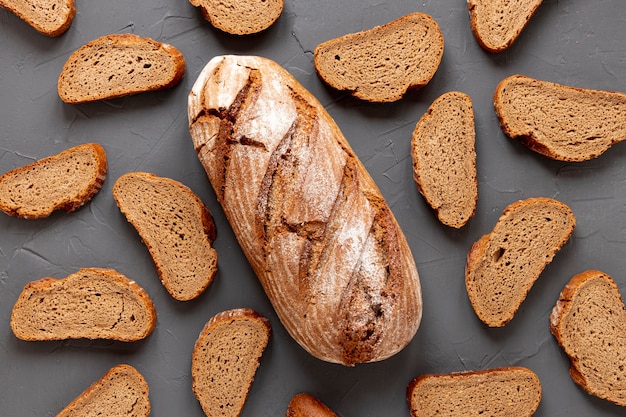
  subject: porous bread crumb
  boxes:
[189,0,283,35]
[0,0,75,36]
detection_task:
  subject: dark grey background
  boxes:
[1,0,626,415]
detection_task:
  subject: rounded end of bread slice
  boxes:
[57,364,150,417]
[0,143,107,219]
[191,308,271,417]
[411,91,477,228]
[465,197,576,327]
[10,268,157,341]
[493,74,626,162]
[313,12,444,102]
[113,172,218,301]
[407,366,542,417]
[1,0,76,36]
[550,270,626,406]
[58,34,186,104]
[467,0,543,53]
[286,393,339,417]
[189,0,284,35]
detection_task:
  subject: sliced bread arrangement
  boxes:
[56,364,150,417]
[467,0,543,53]
[191,308,271,417]
[285,393,339,417]
[466,197,576,327]
[411,91,477,228]
[10,268,156,341]
[550,270,626,406]
[0,143,107,219]
[314,12,444,102]
[113,172,218,301]
[407,366,542,417]
[57,34,186,104]
[0,0,75,36]
[494,74,626,161]
[189,0,283,35]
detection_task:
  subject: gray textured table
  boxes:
[1,1,625,416]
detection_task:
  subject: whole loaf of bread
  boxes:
[188,55,422,366]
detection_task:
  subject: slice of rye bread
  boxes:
[313,12,444,102]
[113,172,218,301]
[191,308,271,417]
[58,33,186,104]
[411,91,477,228]
[550,270,626,406]
[10,268,156,341]
[494,74,626,162]
[0,0,75,36]
[189,0,283,35]
[57,364,150,417]
[286,393,339,417]
[466,197,576,327]
[407,366,542,417]
[467,0,543,53]
[0,143,107,219]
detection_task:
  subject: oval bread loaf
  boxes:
[188,55,422,366]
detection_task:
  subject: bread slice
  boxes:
[191,308,271,417]
[0,143,107,219]
[57,364,150,417]
[466,197,575,327]
[494,74,626,161]
[189,0,283,35]
[286,393,339,417]
[0,0,75,36]
[411,91,477,228]
[550,270,626,406]
[10,268,156,341]
[113,172,218,301]
[468,0,543,53]
[407,366,542,417]
[314,12,444,102]
[58,34,186,104]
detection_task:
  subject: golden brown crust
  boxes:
[0,143,107,219]
[58,34,186,104]
[10,268,157,341]
[0,0,76,36]
[286,393,339,417]
[188,55,422,366]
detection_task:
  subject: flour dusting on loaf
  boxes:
[188,55,422,365]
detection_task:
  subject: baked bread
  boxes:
[0,0,75,36]
[313,12,444,102]
[188,55,422,366]
[493,74,626,162]
[0,143,107,219]
[466,197,575,327]
[468,0,543,53]
[113,172,218,301]
[411,91,477,228]
[189,0,283,35]
[57,364,150,417]
[407,366,542,417]
[191,308,271,417]
[550,270,626,406]
[286,393,339,417]
[11,268,156,341]
[58,34,186,104]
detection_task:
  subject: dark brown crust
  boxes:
[0,143,107,219]
[58,34,186,103]
[189,0,284,35]
[285,393,339,417]
[467,0,543,53]
[57,364,150,417]
[407,366,542,417]
[10,268,157,341]
[0,0,76,36]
